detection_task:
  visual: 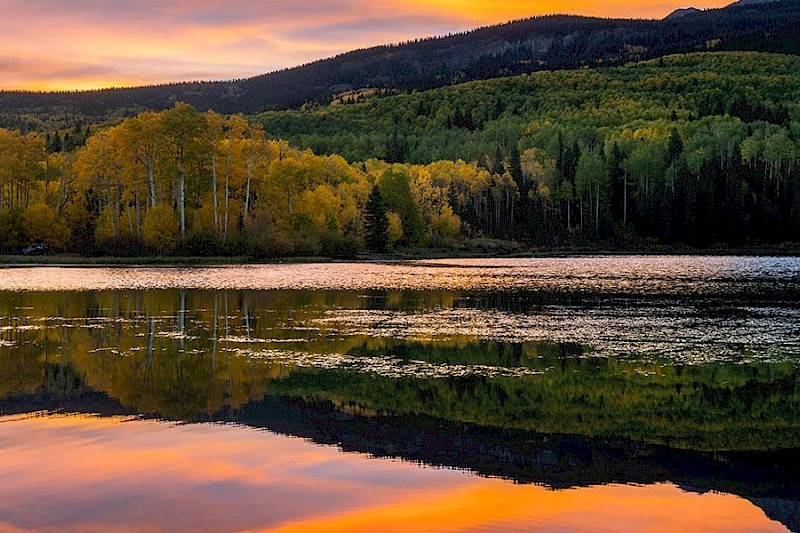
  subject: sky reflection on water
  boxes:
[0,257,799,531]
[1,256,799,294]
[0,413,789,533]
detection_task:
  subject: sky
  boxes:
[0,0,733,91]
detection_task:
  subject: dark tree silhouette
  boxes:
[364,185,389,252]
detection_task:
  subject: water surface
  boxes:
[0,257,798,531]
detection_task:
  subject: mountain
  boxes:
[255,51,800,164]
[1,0,800,131]
[664,7,702,20]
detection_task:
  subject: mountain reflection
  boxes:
[1,288,799,531]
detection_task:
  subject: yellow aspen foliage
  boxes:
[296,185,339,233]
[142,205,179,253]
[387,211,403,246]
[429,204,461,245]
[23,203,69,249]
[93,208,117,245]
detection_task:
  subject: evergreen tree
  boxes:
[364,185,389,252]
[492,145,505,176]
[667,128,684,164]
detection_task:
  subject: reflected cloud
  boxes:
[0,0,732,90]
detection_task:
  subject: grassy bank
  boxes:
[2,240,800,266]
[0,255,334,266]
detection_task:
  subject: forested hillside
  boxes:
[1,52,799,256]
[2,0,800,132]
[258,52,800,247]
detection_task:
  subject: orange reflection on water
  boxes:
[0,413,788,533]
[273,480,786,533]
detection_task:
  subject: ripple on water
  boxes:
[0,256,799,295]
[312,304,800,365]
[223,347,546,379]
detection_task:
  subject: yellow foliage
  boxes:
[23,203,68,249]
[93,208,117,244]
[142,206,179,253]
[296,185,339,233]
[387,212,403,246]
[429,204,461,245]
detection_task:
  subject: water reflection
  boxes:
[1,256,799,295]
[0,413,792,533]
[0,258,799,531]
[2,289,799,449]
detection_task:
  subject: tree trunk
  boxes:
[179,159,186,236]
[623,171,628,226]
[224,138,231,244]
[567,200,571,230]
[135,191,141,237]
[211,149,219,234]
[147,158,156,208]
[244,158,252,222]
[595,181,600,236]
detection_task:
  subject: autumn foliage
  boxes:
[0,103,514,256]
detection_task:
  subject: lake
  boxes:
[0,256,798,532]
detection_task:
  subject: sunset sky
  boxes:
[1,0,733,91]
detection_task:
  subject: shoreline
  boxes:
[2,245,800,266]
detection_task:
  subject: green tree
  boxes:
[378,166,424,246]
[364,184,389,252]
[575,151,607,235]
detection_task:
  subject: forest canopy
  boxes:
[258,52,800,248]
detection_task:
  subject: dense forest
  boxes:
[259,52,800,248]
[0,103,505,256]
[2,0,800,132]
[1,51,800,255]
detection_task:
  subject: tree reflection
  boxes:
[0,289,798,451]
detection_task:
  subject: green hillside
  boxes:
[258,52,800,164]
[258,52,800,247]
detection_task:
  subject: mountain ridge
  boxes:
[2,0,800,131]
[664,7,702,20]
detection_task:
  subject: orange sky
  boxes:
[0,0,733,91]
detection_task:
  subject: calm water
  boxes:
[0,256,798,532]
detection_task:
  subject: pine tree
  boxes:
[364,185,389,252]
[667,128,684,164]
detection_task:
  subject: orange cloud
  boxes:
[399,0,731,22]
[0,0,735,91]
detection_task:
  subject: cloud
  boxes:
[0,0,732,90]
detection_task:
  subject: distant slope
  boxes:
[256,52,800,164]
[2,0,800,131]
